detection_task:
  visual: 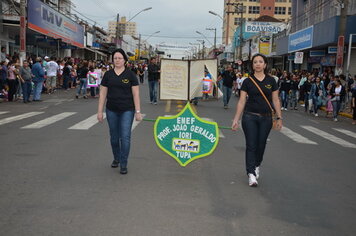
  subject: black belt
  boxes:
[244,111,272,117]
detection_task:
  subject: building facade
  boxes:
[107,17,137,43]
[223,0,292,45]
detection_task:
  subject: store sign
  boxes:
[245,21,286,34]
[288,26,313,53]
[294,52,304,64]
[27,0,84,48]
[328,46,337,54]
[259,36,271,55]
[154,103,219,167]
[336,36,345,68]
[310,50,325,57]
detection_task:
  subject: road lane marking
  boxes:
[21,112,77,129]
[280,126,317,145]
[0,111,10,115]
[301,126,356,149]
[333,128,356,139]
[0,112,44,126]
[132,114,146,131]
[68,113,106,130]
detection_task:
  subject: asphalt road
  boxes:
[0,83,355,236]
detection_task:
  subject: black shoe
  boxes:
[111,160,119,168]
[120,167,128,175]
[75,95,79,99]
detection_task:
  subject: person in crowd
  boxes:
[70,64,78,88]
[301,75,313,113]
[279,72,291,110]
[31,57,45,101]
[88,66,97,98]
[97,48,142,175]
[289,74,299,110]
[218,64,236,109]
[330,79,346,122]
[232,53,282,187]
[62,61,72,91]
[352,86,356,125]
[45,57,58,94]
[235,73,244,97]
[19,60,33,103]
[310,76,326,117]
[76,62,89,99]
[7,61,17,101]
[138,64,144,84]
[148,57,160,105]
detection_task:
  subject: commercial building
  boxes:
[275,0,356,75]
[223,0,292,45]
[107,17,137,43]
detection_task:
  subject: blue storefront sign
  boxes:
[27,0,84,48]
[310,50,325,57]
[288,26,313,53]
[328,46,337,54]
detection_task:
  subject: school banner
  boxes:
[154,103,219,166]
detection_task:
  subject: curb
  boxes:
[320,107,353,119]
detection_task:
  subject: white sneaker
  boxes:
[334,118,338,122]
[248,174,258,187]
[285,108,288,111]
[315,113,319,117]
[255,166,260,179]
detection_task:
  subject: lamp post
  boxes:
[206,28,217,50]
[116,7,152,48]
[197,39,205,59]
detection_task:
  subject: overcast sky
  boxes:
[72,0,224,50]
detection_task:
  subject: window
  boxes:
[274,7,286,15]
[249,6,260,14]
[276,0,287,2]
[234,17,242,25]
[249,0,259,2]
[288,7,292,15]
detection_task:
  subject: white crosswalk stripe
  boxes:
[301,126,356,149]
[280,126,317,145]
[68,113,106,130]
[0,111,10,115]
[0,112,44,126]
[333,128,356,139]
[21,112,77,129]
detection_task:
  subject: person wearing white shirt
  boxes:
[45,57,59,94]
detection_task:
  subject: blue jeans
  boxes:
[76,78,87,96]
[63,75,70,90]
[280,90,289,109]
[148,80,158,103]
[223,85,232,106]
[33,80,43,100]
[106,109,135,168]
[289,90,298,108]
[22,81,32,102]
[332,100,341,119]
[242,112,272,176]
[312,96,321,114]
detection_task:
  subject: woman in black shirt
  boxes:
[232,53,282,187]
[97,49,142,174]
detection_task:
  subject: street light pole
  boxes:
[206,28,217,49]
[197,39,205,59]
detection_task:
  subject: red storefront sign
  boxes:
[336,36,344,68]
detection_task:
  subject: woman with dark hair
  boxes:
[329,79,346,122]
[76,61,89,99]
[62,61,72,90]
[232,53,282,187]
[310,76,326,117]
[97,49,142,175]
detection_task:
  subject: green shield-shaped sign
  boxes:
[154,103,219,167]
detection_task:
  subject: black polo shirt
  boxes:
[241,75,278,114]
[222,70,237,88]
[100,68,139,112]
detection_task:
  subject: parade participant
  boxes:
[218,64,236,109]
[330,79,346,122]
[148,57,160,105]
[45,57,58,94]
[202,70,212,100]
[310,76,326,117]
[97,48,142,175]
[6,61,17,101]
[19,60,33,103]
[76,62,89,99]
[31,57,45,101]
[232,53,282,187]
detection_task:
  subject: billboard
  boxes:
[288,26,313,53]
[27,0,84,48]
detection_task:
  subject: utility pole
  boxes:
[336,0,348,75]
[19,0,27,65]
[206,28,217,49]
[202,40,205,59]
[226,2,244,62]
[138,33,141,61]
[116,13,120,49]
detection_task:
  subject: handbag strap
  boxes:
[249,76,274,113]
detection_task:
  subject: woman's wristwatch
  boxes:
[135,110,141,114]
